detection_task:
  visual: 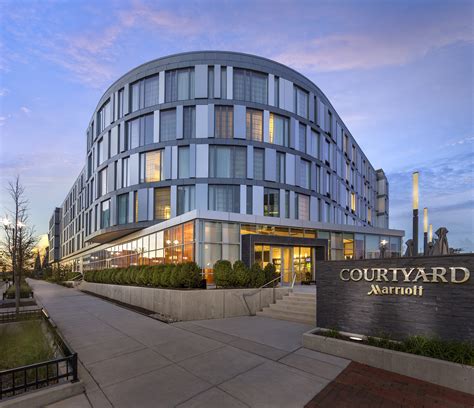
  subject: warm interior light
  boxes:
[429,224,433,243]
[412,172,419,210]
[423,208,428,233]
[349,336,363,341]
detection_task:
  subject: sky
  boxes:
[0,0,473,252]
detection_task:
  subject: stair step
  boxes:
[278,298,315,306]
[261,307,315,320]
[257,310,315,325]
[269,303,315,315]
[289,293,316,299]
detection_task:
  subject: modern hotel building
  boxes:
[48,51,403,283]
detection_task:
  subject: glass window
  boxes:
[253,148,264,180]
[208,66,214,97]
[351,192,356,212]
[209,146,246,178]
[246,109,263,141]
[246,185,252,214]
[160,109,176,141]
[299,123,306,153]
[365,235,380,259]
[264,188,279,217]
[128,118,140,149]
[310,130,319,158]
[97,100,110,135]
[269,113,289,147]
[143,114,154,145]
[183,106,196,139]
[274,76,279,106]
[323,138,331,163]
[144,75,159,108]
[100,200,110,229]
[140,150,163,183]
[233,68,267,104]
[97,138,104,165]
[208,185,240,213]
[98,168,107,196]
[221,67,227,98]
[130,74,159,112]
[300,159,310,189]
[203,221,221,242]
[294,86,308,118]
[355,234,365,260]
[177,186,195,215]
[165,68,195,102]
[222,223,239,243]
[154,187,171,220]
[178,146,190,178]
[117,193,128,225]
[215,106,233,138]
[117,88,124,119]
[122,157,129,188]
[343,233,354,260]
[296,194,310,220]
[285,190,290,218]
[276,152,285,183]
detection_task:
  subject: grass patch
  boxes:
[0,320,56,370]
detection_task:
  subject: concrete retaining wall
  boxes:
[303,331,474,395]
[79,282,290,321]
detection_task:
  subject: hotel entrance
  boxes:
[254,245,313,285]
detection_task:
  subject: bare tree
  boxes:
[0,176,37,314]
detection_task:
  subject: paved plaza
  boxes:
[28,280,474,408]
[29,280,348,408]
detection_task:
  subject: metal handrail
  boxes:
[290,273,297,289]
[241,275,282,315]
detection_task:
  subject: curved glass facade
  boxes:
[49,51,403,276]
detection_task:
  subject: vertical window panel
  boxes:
[154,187,171,220]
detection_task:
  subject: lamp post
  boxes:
[423,208,428,255]
[412,172,419,256]
[380,239,388,259]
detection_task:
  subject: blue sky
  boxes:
[0,0,473,252]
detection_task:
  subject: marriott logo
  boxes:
[339,267,470,297]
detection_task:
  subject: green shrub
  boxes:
[160,265,174,288]
[264,263,278,287]
[5,282,32,299]
[179,262,201,288]
[170,264,183,288]
[249,263,266,287]
[213,260,233,288]
[151,265,164,287]
[233,261,250,288]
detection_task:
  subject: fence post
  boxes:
[71,353,78,382]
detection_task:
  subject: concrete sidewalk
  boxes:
[29,279,349,408]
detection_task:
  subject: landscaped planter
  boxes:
[80,281,290,321]
[303,329,474,395]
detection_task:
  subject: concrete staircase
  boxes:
[256,291,316,325]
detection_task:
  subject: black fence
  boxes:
[0,309,78,400]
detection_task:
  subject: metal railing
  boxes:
[241,275,282,316]
[0,354,78,400]
[0,309,79,400]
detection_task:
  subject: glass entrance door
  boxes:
[256,245,313,285]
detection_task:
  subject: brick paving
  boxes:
[305,361,474,408]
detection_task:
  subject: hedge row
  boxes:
[5,282,33,299]
[84,262,202,289]
[214,261,278,288]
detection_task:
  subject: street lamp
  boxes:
[380,239,388,259]
[423,208,428,255]
[412,172,419,256]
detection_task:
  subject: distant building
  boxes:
[48,51,403,282]
[48,207,61,266]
